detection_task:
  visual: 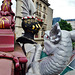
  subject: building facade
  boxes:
[15,0,53,45]
[33,0,53,45]
[15,0,23,38]
[66,19,75,30]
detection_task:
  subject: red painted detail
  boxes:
[0,29,14,52]
[19,57,28,63]
[27,16,30,18]
[47,36,49,38]
[41,35,44,38]
[35,35,38,38]
[23,17,25,19]
[41,19,43,22]
[32,16,34,18]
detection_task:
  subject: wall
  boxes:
[47,7,53,30]
[67,21,75,30]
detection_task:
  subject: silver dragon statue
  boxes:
[39,23,75,75]
[21,0,75,75]
[28,23,75,75]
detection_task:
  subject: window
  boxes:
[43,6,46,13]
[36,2,38,9]
[35,33,38,38]
[39,4,41,10]
[39,12,41,17]
[39,4,42,11]
[43,14,45,19]
[36,11,38,15]
[41,31,44,38]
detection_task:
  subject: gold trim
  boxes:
[32,25,35,29]
[38,24,41,28]
[4,0,6,3]
[0,17,9,21]
[0,17,9,28]
[0,21,2,28]
[24,20,27,23]
[36,24,38,28]
[2,20,5,28]
[2,0,9,11]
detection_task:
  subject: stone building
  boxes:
[15,0,23,38]
[15,0,53,45]
[66,19,75,30]
[32,0,53,45]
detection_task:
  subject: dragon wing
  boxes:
[21,0,36,17]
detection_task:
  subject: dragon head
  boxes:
[44,23,61,55]
[44,23,61,44]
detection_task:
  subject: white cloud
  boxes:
[0,0,75,19]
[49,0,75,19]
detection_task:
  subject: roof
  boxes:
[65,19,75,21]
[41,0,50,6]
[52,17,61,25]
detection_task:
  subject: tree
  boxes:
[59,19,72,31]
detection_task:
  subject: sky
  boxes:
[49,0,75,19]
[0,0,75,19]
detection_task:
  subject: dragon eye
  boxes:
[46,35,49,39]
[44,33,50,40]
[47,36,49,38]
